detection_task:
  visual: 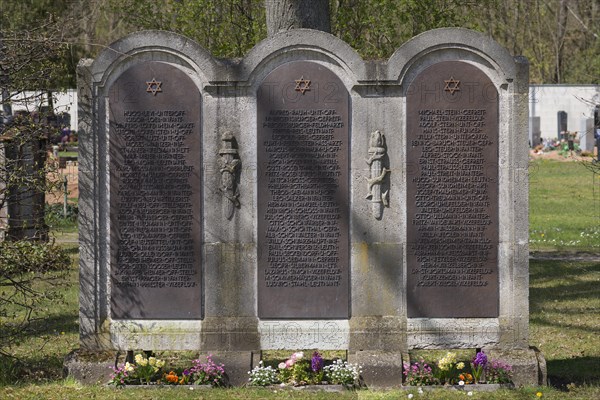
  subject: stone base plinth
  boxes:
[485,347,547,387]
[348,350,404,388]
[63,349,117,385]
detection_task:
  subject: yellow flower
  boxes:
[456,362,465,370]
[148,357,156,366]
[124,362,135,372]
[536,392,543,398]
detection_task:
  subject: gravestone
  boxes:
[529,116,541,147]
[557,110,568,139]
[74,28,545,388]
[2,124,48,241]
[579,118,594,152]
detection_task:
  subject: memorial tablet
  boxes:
[406,61,499,318]
[257,61,350,319]
[109,61,202,319]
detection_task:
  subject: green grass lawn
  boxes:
[529,158,600,251]
[0,158,599,399]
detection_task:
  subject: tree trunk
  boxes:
[265,0,331,37]
[554,0,569,83]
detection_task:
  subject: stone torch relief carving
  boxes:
[366,130,390,220]
[218,131,240,220]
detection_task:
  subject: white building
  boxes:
[529,84,599,147]
[9,89,78,132]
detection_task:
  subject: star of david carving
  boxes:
[444,77,460,95]
[146,78,162,96]
[294,76,311,94]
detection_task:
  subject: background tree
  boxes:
[0,3,73,362]
[330,0,490,59]
[265,0,330,36]
[107,0,266,58]
[485,0,600,83]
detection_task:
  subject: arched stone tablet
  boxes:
[406,61,499,318]
[109,61,202,319]
[257,61,350,319]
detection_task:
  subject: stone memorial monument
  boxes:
[74,27,545,387]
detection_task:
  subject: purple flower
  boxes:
[311,351,324,372]
[472,351,488,368]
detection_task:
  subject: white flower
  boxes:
[418,387,423,394]
[278,362,286,369]
[148,357,156,366]
[408,394,414,399]
[467,391,473,396]
[124,362,134,372]
[459,380,465,386]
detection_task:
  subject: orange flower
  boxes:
[459,373,474,384]
[165,371,179,383]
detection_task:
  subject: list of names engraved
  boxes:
[114,110,195,289]
[109,62,202,319]
[257,61,349,319]
[406,61,499,318]
[263,108,343,288]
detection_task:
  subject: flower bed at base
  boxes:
[248,351,363,389]
[108,353,226,387]
[403,351,514,388]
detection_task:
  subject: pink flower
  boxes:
[285,359,295,368]
[278,362,286,369]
